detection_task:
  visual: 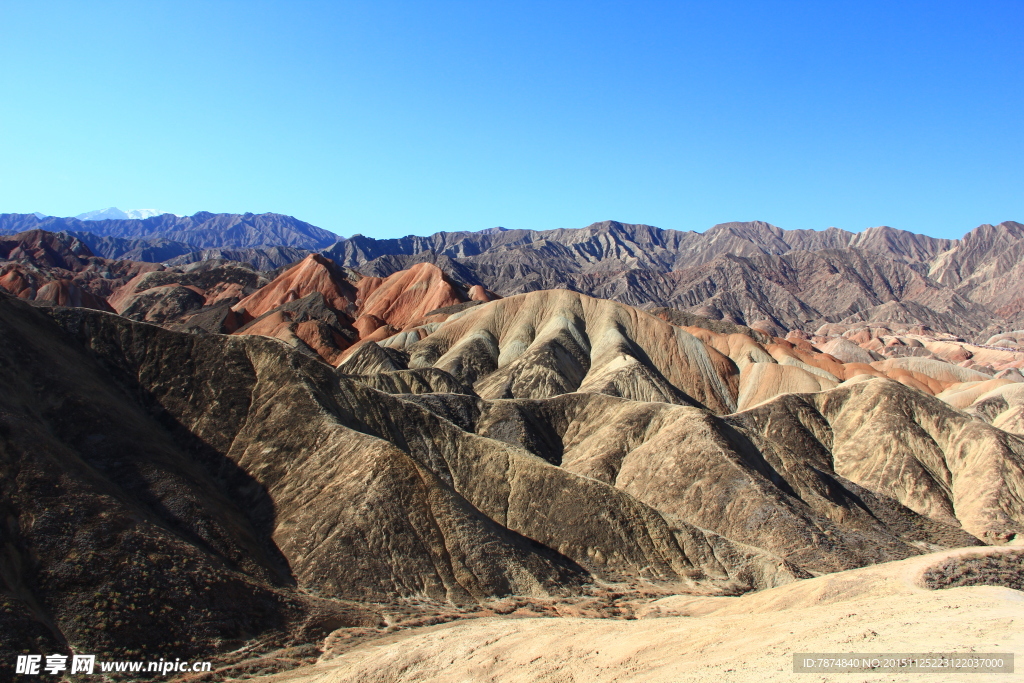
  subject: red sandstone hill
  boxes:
[227,255,499,364]
[0,229,95,269]
[233,254,360,323]
[351,262,497,341]
[0,232,500,365]
[0,230,162,312]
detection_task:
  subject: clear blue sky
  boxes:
[1,1,1020,239]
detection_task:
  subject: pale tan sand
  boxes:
[253,546,1024,683]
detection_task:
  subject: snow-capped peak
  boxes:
[76,208,169,221]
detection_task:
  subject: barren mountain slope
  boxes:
[951,382,1024,436]
[6,218,1022,340]
[111,261,270,323]
[426,247,989,336]
[66,232,195,262]
[0,230,294,328]
[395,381,1019,574]
[381,289,740,413]
[371,290,1003,417]
[1,294,831,661]
[60,303,804,592]
[657,248,987,334]
[326,220,956,276]
[326,220,1021,338]
[0,230,164,311]
[0,229,96,268]
[164,246,313,271]
[232,254,360,322]
[4,289,1022,671]
[0,295,377,662]
[935,222,1024,323]
[226,257,494,364]
[744,381,1024,545]
[353,261,495,337]
[929,221,1024,287]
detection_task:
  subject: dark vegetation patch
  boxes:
[922,550,1024,591]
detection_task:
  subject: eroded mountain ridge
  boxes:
[0,215,1022,676]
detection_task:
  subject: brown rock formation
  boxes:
[323,219,1023,338]
[3,284,1022,667]
[385,290,739,413]
[0,229,161,312]
[224,258,495,364]
[354,262,469,331]
[233,254,360,323]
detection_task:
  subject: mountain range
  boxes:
[0,212,1022,678]
[2,212,1022,339]
[0,211,338,262]
[1,274,1021,671]
[324,219,1024,337]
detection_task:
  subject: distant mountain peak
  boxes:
[76,208,171,221]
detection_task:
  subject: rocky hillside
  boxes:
[0,229,500,365]
[5,287,1024,666]
[2,216,1022,676]
[0,230,160,311]
[5,214,1021,337]
[325,220,1024,337]
[2,227,1019,400]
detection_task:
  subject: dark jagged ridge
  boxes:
[5,216,1023,335]
[325,220,1024,336]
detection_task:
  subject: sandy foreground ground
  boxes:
[252,546,1024,683]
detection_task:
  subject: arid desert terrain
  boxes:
[1,214,1022,680]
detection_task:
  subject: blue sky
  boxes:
[1,1,1020,239]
